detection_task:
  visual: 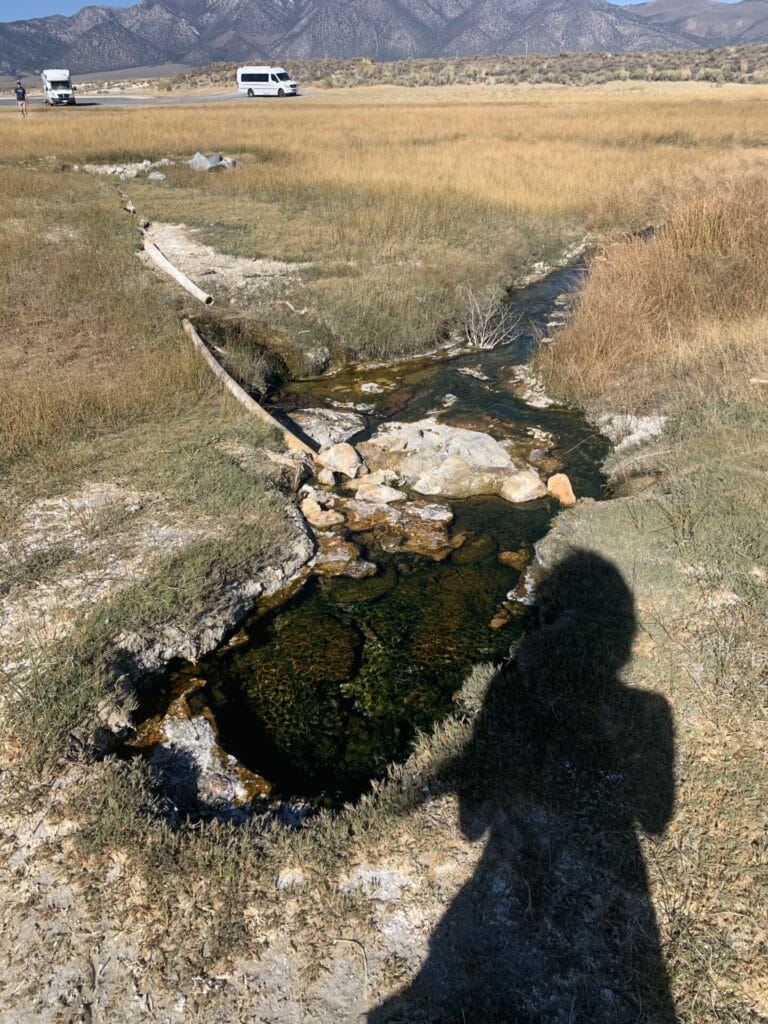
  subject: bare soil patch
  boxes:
[142,222,311,306]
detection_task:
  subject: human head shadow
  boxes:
[370,549,677,1024]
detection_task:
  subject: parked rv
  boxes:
[237,66,298,98]
[41,69,76,105]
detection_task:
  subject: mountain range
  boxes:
[2,0,768,76]
[625,0,768,45]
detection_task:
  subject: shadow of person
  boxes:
[369,550,677,1024]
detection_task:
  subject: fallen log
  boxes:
[181,319,316,456]
[143,233,214,306]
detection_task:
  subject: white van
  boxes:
[237,66,298,98]
[41,69,76,106]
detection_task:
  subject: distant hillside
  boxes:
[625,0,768,46]
[173,42,768,90]
[0,0,702,76]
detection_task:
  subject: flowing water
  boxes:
[153,266,609,803]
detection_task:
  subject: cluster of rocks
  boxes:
[75,157,174,181]
[286,408,578,580]
[73,152,239,182]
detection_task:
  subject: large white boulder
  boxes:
[358,418,545,502]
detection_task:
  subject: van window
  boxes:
[241,72,268,83]
[277,72,290,81]
[49,80,70,89]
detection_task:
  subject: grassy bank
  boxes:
[0,163,289,766]
[533,174,768,1021]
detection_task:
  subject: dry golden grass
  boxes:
[537,176,768,413]
[2,82,767,461]
[5,84,768,220]
[0,166,206,466]
[5,83,761,361]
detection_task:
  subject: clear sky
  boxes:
[0,0,746,22]
[1,0,135,21]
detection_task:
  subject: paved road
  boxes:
[0,91,287,109]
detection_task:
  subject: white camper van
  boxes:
[237,66,298,98]
[41,69,76,105]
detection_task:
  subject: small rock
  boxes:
[96,699,132,736]
[316,467,336,487]
[354,482,407,504]
[299,484,333,508]
[300,497,344,529]
[546,473,576,508]
[499,471,547,504]
[316,442,364,479]
[188,151,221,172]
[498,550,528,571]
[314,532,377,578]
[344,469,399,491]
[147,171,166,181]
[490,609,513,629]
[490,601,525,628]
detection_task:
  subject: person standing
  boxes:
[15,81,27,119]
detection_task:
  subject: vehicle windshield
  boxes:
[49,81,70,89]
[277,72,290,81]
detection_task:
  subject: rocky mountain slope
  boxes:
[0,0,704,75]
[626,0,768,46]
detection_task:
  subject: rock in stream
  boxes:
[358,418,546,502]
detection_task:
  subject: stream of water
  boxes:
[153,265,610,804]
